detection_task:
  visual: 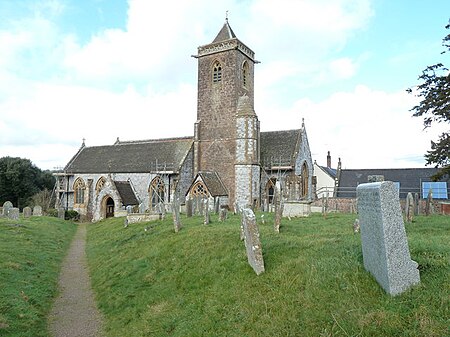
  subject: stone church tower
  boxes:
[193,20,258,207]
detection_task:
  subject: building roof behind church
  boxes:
[114,181,139,206]
[65,137,193,174]
[260,129,300,168]
[212,20,237,42]
[337,167,448,198]
[320,166,337,179]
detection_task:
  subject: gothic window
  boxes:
[74,178,86,204]
[242,61,249,88]
[213,61,222,83]
[149,176,165,209]
[95,176,106,193]
[301,163,309,199]
[266,178,277,205]
[191,181,208,197]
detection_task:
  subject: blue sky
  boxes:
[0,0,449,170]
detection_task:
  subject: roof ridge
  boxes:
[116,136,193,145]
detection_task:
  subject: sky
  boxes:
[0,0,449,171]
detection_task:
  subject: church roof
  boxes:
[260,129,301,168]
[65,137,193,174]
[212,20,237,43]
[114,181,139,206]
[198,171,228,196]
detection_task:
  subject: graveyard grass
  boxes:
[87,213,449,337]
[0,216,77,337]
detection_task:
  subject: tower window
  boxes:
[243,61,249,88]
[213,61,222,83]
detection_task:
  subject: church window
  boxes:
[213,61,222,83]
[95,176,106,193]
[242,61,249,88]
[149,176,165,209]
[191,181,208,197]
[74,178,86,204]
[266,178,277,205]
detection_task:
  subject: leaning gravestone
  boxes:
[357,181,420,296]
[241,208,265,275]
[405,192,414,223]
[8,208,19,220]
[23,207,32,218]
[32,205,42,216]
[3,201,13,216]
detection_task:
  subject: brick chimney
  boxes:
[327,151,331,168]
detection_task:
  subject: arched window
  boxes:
[266,178,277,205]
[149,177,165,209]
[95,176,106,193]
[242,61,249,88]
[213,61,222,83]
[301,163,309,199]
[191,181,208,197]
[73,178,86,204]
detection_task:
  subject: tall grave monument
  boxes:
[357,181,420,296]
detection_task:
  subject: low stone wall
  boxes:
[311,197,447,214]
[283,202,311,217]
[126,213,160,224]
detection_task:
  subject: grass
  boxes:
[86,213,449,337]
[0,216,77,337]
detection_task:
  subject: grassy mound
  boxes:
[0,216,77,337]
[87,213,449,337]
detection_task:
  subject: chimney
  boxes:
[327,151,331,168]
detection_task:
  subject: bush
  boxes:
[46,208,58,217]
[65,210,79,221]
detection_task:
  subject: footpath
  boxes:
[48,223,104,337]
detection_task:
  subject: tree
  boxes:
[408,23,450,180]
[0,157,55,208]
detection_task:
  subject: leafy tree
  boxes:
[408,23,450,180]
[0,157,55,208]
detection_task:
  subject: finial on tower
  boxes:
[81,138,86,147]
[226,10,229,22]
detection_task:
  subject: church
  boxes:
[54,20,314,221]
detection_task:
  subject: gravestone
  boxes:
[425,189,433,216]
[203,199,210,225]
[219,208,227,222]
[241,208,265,275]
[23,207,32,218]
[405,192,414,223]
[126,205,133,214]
[414,193,420,215]
[357,181,420,296]
[8,208,19,220]
[139,203,146,214]
[214,199,220,214]
[58,208,65,220]
[3,201,13,216]
[186,199,193,217]
[199,198,205,216]
[172,199,182,233]
[273,187,283,233]
[32,205,42,216]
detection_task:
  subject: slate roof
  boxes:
[260,129,300,168]
[114,181,139,206]
[65,137,193,174]
[337,167,449,198]
[199,171,228,196]
[212,20,237,43]
[320,166,337,179]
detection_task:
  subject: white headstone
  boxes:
[241,208,265,275]
[357,181,420,296]
[32,205,42,216]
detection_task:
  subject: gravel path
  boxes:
[48,223,104,337]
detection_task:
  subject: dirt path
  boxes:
[48,223,104,337]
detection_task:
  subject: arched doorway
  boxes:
[265,178,277,209]
[105,197,114,218]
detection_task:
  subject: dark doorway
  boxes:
[106,197,114,218]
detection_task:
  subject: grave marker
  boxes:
[3,201,13,216]
[8,208,19,220]
[357,181,420,296]
[241,208,265,275]
[405,192,414,223]
[32,205,42,216]
[23,207,32,218]
[172,199,182,233]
